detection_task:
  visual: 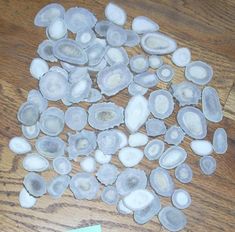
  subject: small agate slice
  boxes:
[106,25,127,47]
[27,89,48,113]
[128,132,148,147]
[46,18,67,41]
[148,55,163,69]
[172,189,191,209]
[80,156,96,173]
[19,187,37,209]
[94,150,112,165]
[22,122,40,140]
[75,26,96,48]
[132,16,159,34]
[37,40,57,62]
[9,137,32,155]
[101,186,119,205]
[144,139,165,161]
[190,140,213,156]
[156,64,175,82]
[117,199,133,215]
[30,58,49,80]
[130,55,149,74]
[134,72,159,88]
[185,61,213,85]
[53,156,72,175]
[175,163,193,184]
[50,66,68,79]
[128,82,148,96]
[164,125,185,145]
[124,30,140,47]
[23,153,49,172]
[199,156,217,175]
[84,88,102,103]
[95,20,113,37]
[145,118,166,137]
[105,47,129,66]
[172,47,191,67]
[213,128,228,154]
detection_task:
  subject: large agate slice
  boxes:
[177,106,207,139]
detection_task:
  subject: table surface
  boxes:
[0,0,235,231]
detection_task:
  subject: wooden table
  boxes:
[0,0,234,231]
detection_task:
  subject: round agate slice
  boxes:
[148,55,163,69]
[156,64,175,82]
[96,164,119,186]
[53,156,72,175]
[101,186,119,205]
[46,18,67,41]
[22,122,40,139]
[172,47,191,67]
[75,26,96,48]
[37,40,57,62]
[199,156,217,175]
[144,139,165,160]
[164,125,185,145]
[172,189,191,209]
[27,89,48,113]
[106,25,127,47]
[175,163,193,184]
[130,55,149,74]
[105,47,129,66]
[145,118,167,137]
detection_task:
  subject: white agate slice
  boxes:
[149,55,163,69]
[53,156,72,175]
[128,132,148,147]
[117,199,133,215]
[80,156,96,173]
[23,153,49,172]
[172,47,191,67]
[190,140,213,156]
[9,137,31,155]
[144,139,165,161]
[30,58,49,80]
[141,32,177,55]
[47,18,67,41]
[118,147,144,167]
[37,40,57,62]
[124,30,140,47]
[105,2,127,26]
[199,156,216,175]
[132,16,159,34]
[125,95,150,133]
[130,55,149,74]
[172,189,191,209]
[105,47,129,66]
[27,89,48,113]
[19,187,37,208]
[94,150,112,164]
[22,122,40,140]
[75,26,96,48]
[213,128,228,154]
[123,189,154,211]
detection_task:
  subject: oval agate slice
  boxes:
[172,47,191,67]
[213,128,228,154]
[175,163,193,184]
[199,156,217,175]
[144,139,165,161]
[132,16,159,34]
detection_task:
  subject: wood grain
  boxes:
[0,0,235,231]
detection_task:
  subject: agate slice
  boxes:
[95,20,113,37]
[101,186,119,205]
[19,187,37,208]
[175,163,193,184]
[177,106,207,139]
[80,156,96,173]
[23,153,49,172]
[185,61,213,85]
[128,82,148,96]
[132,16,159,34]
[145,118,167,137]
[134,72,159,88]
[124,30,140,47]
[144,139,165,160]
[84,88,102,103]
[22,122,40,140]
[130,55,149,74]
[53,39,88,65]
[94,149,112,164]
[34,3,65,27]
[117,199,133,215]
[105,47,129,66]
[30,58,49,80]
[141,32,177,55]
[53,156,72,175]
[172,47,191,67]
[46,18,67,41]
[202,86,223,123]
[125,95,150,133]
[97,64,133,96]
[149,167,174,197]
[106,25,127,47]
[88,102,124,130]
[148,55,163,69]
[37,40,57,62]
[164,125,185,145]
[158,206,187,231]
[190,140,213,156]
[128,132,148,147]
[171,81,201,106]
[23,172,47,197]
[115,168,147,196]
[113,129,128,149]
[156,64,175,82]
[199,156,216,175]
[27,89,48,113]
[70,172,100,200]
[75,26,96,48]
[9,137,31,155]
[172,189,191,209]
[159,146,187,169]
[213,128,228,154]
[148,90,174,119]
[64,7,97,33]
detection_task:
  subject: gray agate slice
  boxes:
[97,63,133,96]
[124,30,140,47]
[144,139,165,160]
[84,88,102,103]
[106,25,127,47]
[37,40,57,62]
[158,206,187,231]
[95,20,113,37]
[134,72,159,88]
[164,125,185,145]
[202,86,223,123]
[199,156,217,175]
[27,89,48,113]
[128,82,148,96]
[88,102,124,130]
[145,118,166,137]
[53,156,72,175]
[101,185,119,205]
[130,55,149,74]
[156,64,175,82]
[175,163,193,184]
[75,26,96,49]
[213,128,228,154]
[177,106,207,139]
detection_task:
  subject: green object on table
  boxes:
[68,225,102,232]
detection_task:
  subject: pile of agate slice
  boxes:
[8,2,228,231]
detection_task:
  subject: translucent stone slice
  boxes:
[130,55,149,74]
[106,25,127,47]
[124,30,140,47]
[145,118,167,137]
[84,88,102,103]
[67,130,97,159]
[53,156,72,175]
[134,72,159,88]
[17,102,40,126]
[128,82,148,96]
[47,175,70,199]
[125,95,150,133]
[199,156,216,175]
[96,163,119,186]
[144,139,165,160]
[80,156,96,173]
[70,172,100,200]
[158,206,187,231]
[64,7,97,33]
[37,40,57,62]
[117,199,133,215]
[177,106,207,139]
[9,137,32,155]
[23,172,47,197]
[69,67,88,84]
[105,47,129,66]
[132,16,159,34]
[159,146,187,169]
[95,20,113,37]
[88,102,124,130]
[53,39,88,65]
[150,167,174,197]
[115,168,147,196]
[118,147,144,167]
[23,153,49,172]
[105,2,127,26]
[19,187,37,209]
[175,163,193,184]
[128,132,148,147]
[148,90,174,119]
[134,193,161,225]
[88,58,108,73]
[39,71,68,101]
[164,125,185,145]
[46,18,67,41]
[27,89,48,113]
[141,32,177,55]
[202,86,223,123]
[34,3,65,27]
[94,150,112,164]
[185,61,213,85]
[149,55,163,69]
[172,189,191,209]
[190,140,213,156]
[65,106,87,131]
[22,122,40,140]
[50,66,68,79]
[156,64,175,82]
[213,128,228,154]
[172,47,191,67]
[35,136,65,159]
[30,58,49,80]
[101,185,119,205]
[171,81,201,106]
[112,129,128,149]
[75,26,96,48]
